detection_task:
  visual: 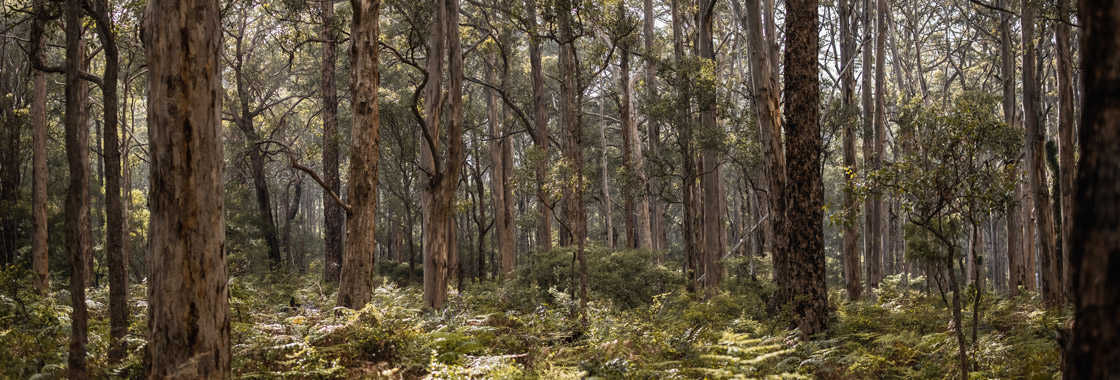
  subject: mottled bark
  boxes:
[30,0,49,293]
[142,0,230,376]
[840,0,862,301]
[338,0,381,310]
[64,0,91,377]
[527,0,551,253]
[783,0,828,337]
[1000,0,1022,295]
[699,0,722,291]
[862,0,880,291]
[643,0,664,251]
[322,0,344,284]
[486,58,514,276]
[1067,2,1120,376]
[557,0,587,308]
[1055,0,1075,303]
[1021,3,1061,306]
[422,0,465,310]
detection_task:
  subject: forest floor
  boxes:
[1,251,1066,379]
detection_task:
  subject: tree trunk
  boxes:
[871,0,887,285]
[839,0,862,301]
[486,58,515,276]
[30,0,49,293]
[946,251,970,380]
[337,0,381,310]
[1067,1,1120,375]
[699,0,723,291]
[1000,0,1022,296]
[1022,3,1061,306]
[1055,0,1075,304]
[422,0,465,310]
[321,0,344,284]
[142,0,230,376]
[643,0,664,251]
[783,0,828,337]
[87,0,128,362]
[527,0,551,253]
[64,0,91,377]
[557,0,587,308]
[620,35,652,251]
[599,91,613,249]
[858,0,878,291]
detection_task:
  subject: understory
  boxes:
[1,249,1065,379]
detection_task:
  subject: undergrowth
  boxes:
[0,253,1066,379]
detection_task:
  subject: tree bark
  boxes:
[643,0,664,251]
[1067,1,1120,376]
[871,0,887,286]
[486,58,515,276]
[1055,0,1076,304]
[422,0,466,310]
[142,0,230,376]
[87,0,128,362]
[321,0,344,284]
[557,0,587,308]
[699,0,722,291]
[784,0,829,337]
[337,0,381,310]
[527,0,551,253]
[840,0,862,301]
[1021,3,1061,306]
[30,0,49,293]
[64,0,91,377]
[999,0,1022,296]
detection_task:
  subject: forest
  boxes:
[0,0,1117,378]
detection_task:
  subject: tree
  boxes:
[839,0,862,300]
[338,0,382,310]
[999,0,1023,295]
[1021,1,1060,306]
[698,0,722,291]
[556,0,588,308]
[783,0,828,337]
[63,0,91,377]
[29,0,49,293]
[862,0,881,291]
[1066,0,1120,376]
[321,0,344,284]
[422,0,466,310]
[84,0,128,362]
[143,0,231,376]
[1054,0,1075,303]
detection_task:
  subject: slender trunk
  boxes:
[620,37,652,251]
[1067,1,1120,375]
[699,0,722,291]
[840,0,862,301]
[599,91,613,249]
[486,58,515,276]
[30,0,49,293]
[528,0,551,253]
[1022,3,1060,306]
[1055,0,1075,304]
[142,0,230,375]
[337,0,381,310]
[322,0,344,284]
[643,0,663,251]
[64,1,90,376]
[872,0,887,283]
[557,0,587,308]
[947,251,970,380]
[1000,0,1022,296]
[861,0,880,292]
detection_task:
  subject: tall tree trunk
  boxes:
[142,0,230,376]
[784,0,828,337]
[1021,3,1061,306]
[839,0,862,301]
[30,0,49,293]
[1055,0,1075,304]
[643,0,664,251]
[620,34,652,251]
[337,0,381,310]
[527,0,551,253]
[1000,0,1022,296]
[87,0,128,362]
[733,0,786,303]
[1067,1,1120,375]
[283,181,303,271]
[486,58,515,276]
[871,0,887,284]
[422,0,466,310]
[64,0,91,377]
[861,0,880,292]
[599,91,613,249]
[557,0,588,308]
[699,0,722,291]
[321,0,344,284]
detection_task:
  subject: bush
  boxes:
[518,246,682,309]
